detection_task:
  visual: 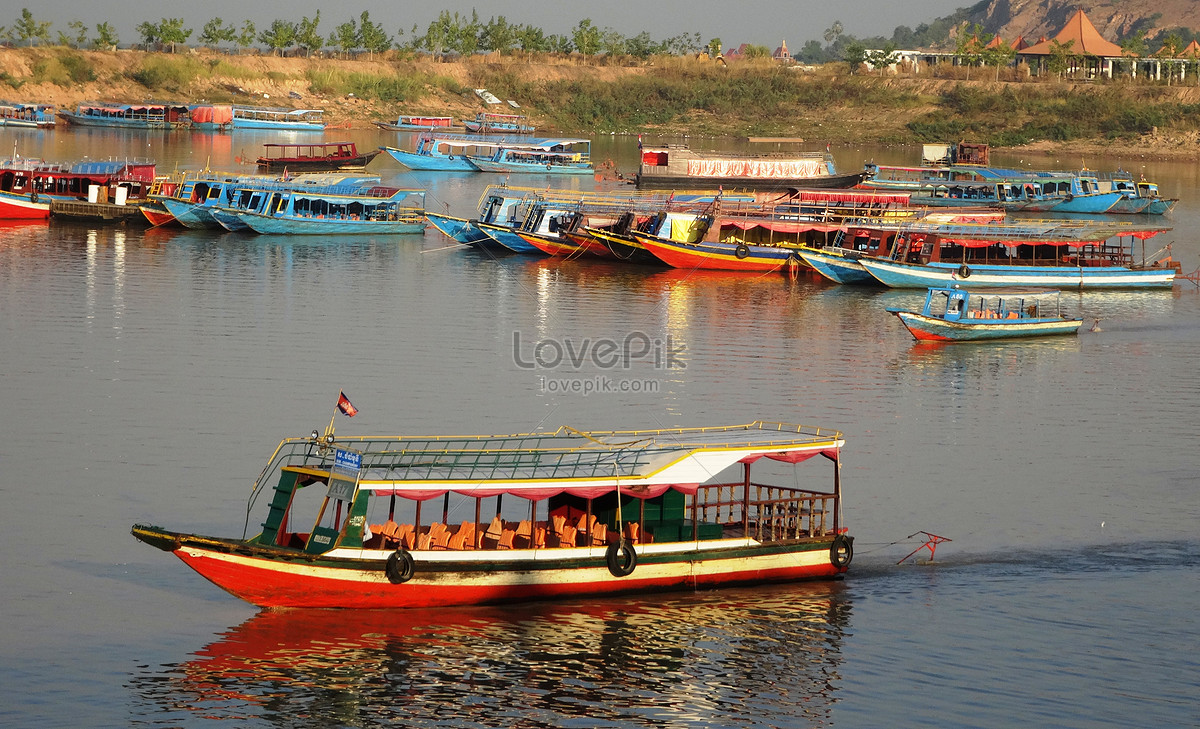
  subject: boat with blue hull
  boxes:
[888,287,1083,342]
[230,106,325,131]
[849,219,1177,290]
[381,134,580,172]
[59,102,191,129]
[462,111,535,134]
[0,102,56,128]
[214,186,426,235]
[466,138,593,175]
[798,247,878,284]
[154,172,382,229]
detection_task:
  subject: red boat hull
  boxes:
[173,539,847,609]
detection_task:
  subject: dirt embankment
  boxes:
[5,47,1200,160]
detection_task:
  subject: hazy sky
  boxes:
[14,0,969,49]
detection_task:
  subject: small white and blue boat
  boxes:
[462,111,535,134]
[381,134,581,172]
[0,102,56,128]
[888,287,1082,342]
[466,138,592,175]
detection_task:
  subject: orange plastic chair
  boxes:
[498,529,516,549]
[533,525,547,548]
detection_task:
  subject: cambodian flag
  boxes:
[336,391,358,417]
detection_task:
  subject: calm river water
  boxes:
[1,126,1198,728]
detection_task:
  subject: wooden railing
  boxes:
[692,481,837,542]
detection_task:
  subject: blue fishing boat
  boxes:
[887,287,1083,341]
[462,111,535,134]
[380,134,570,172]
[214,186,426,235]
[853,219,1176,289]
[156,172,382,229]
[59,102,191,129]
[798,247,877,284]
[0,102,56,128]
[230,106,325,131]
[466,138,593,175]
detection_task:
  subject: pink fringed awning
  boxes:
[944,238,1091,248]
[738,448,840,464]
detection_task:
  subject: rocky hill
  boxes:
[964,0,1200,43]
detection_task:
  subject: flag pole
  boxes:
[325,411,337,439]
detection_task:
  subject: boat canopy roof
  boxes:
[263,421,843,500]
[862,219,1169,245]
[420,133,589,150]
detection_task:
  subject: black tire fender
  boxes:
[958,264,971,279]
[734,243,750,259]
[605,540,637,577]
[385,547,415,584]
[830,534,853,569]
[30,191,38,204]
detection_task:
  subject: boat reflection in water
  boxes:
[130,583,851,726]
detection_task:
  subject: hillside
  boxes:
[5,46,1200,160]
[965,0,1200,43]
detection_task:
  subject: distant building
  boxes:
[773,40,792,63]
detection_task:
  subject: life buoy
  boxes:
[958,264,971,279]
[734,243,750,259]
[385,548,415,584]
[605,540,637,577]
[830,534,853,569]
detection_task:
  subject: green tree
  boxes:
[981,42,1017,81]
[135,20,161,49]
[200,18,236,48]
[797,39,826,63]
[14,8,52,47]
[296,11,323,57]
[742,44,771,59]
[626,31,661,59]
[824,21,843,45]
[358,11,392,58]
[662,32,701,56]
[516,25,549,53]
[157,18,192,53]
[707,37,722,58]
[842,40,867,74]
[480,16,518,54]
[259,19,297,56]
[1047,39,1076,78]
[572,19,601,56]
[864,42,898,76]
[600,28,626,57]
[93,22,119,50]
[236,21,256,52]
[1160,33,1183,85]
[955,23,987,80]
[1119,31,1146,77]
[330,18,358,56]
[67,20,88,48]
[452,10,481,56]
[416,11,453,58]
[546,34,572,54]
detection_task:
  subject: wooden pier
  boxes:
[50,200,146,224]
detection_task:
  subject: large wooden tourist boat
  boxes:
[59,102,191,129]
[636,143,866,190]
[255,142,380,172]
[131,420,853,609]
[373,114,460,132]
[0,155,157,219]
[888,286,1083,342]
